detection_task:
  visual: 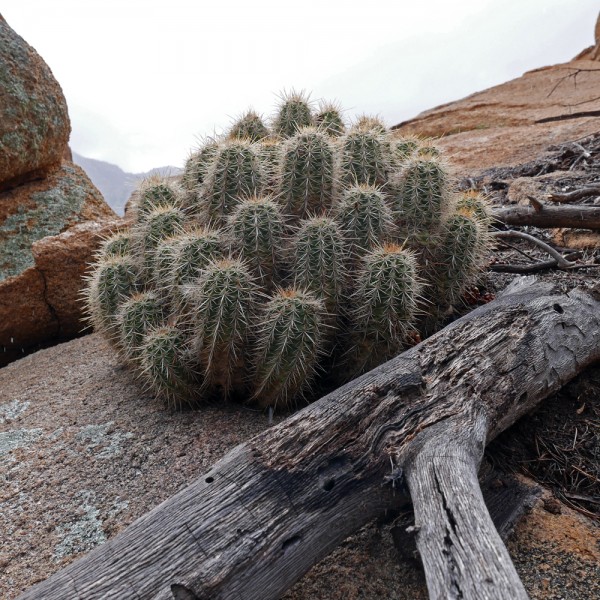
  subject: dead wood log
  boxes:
[16,278,600,600]
[492,202,600,230]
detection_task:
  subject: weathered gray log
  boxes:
[17,278,600,600]
[492,203,600,229]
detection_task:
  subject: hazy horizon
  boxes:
[2,0,598,172]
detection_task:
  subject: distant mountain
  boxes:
[72,152,182,215]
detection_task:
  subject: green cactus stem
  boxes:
[139,325,195,408]
[200,139,264,225]
[334,184,395,257]
[394,155,451,236]
[228,110,269,142]
[292,216,346,313]
[278,127,335,218]
[315,101,346,137]
[96,230,132,259]
[430,213,487,306]
[338,126,389,187]
[186,258,258,397]
[228,195,285,287]
[353,114,387,134]
[134,205,185,280]
[133,177,182,222]
[347,244,421,374]
[117,291,165,362]
[85,255,139,339]
[252,287,326,409]
[272,89,313,138]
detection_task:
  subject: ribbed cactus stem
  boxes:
[187,258,258,397]
[348,244,421,374]
[278,127,335,218]
[228,110,269,142]
[86,255,138,339]
[334,184,395,257]
[455,190,492,225]
[252,288,326,409]
[117,291,164,362]
[338,127,390,187]
[200,139,264,225]
[272,89,313,138]
[181,140,220,212]
[393,136,420,163]
[257,137,282,193]
[430,213,486,306]
[135,205,185,281]
[228,195,285,287]
[315,101,345,137]
[353,114,387,134]
[134,178,181,222]
[173,228,224,286]
[292,216,346,313]
[139,325,195,409]
[395,155,451,235]
[96,230,132,259]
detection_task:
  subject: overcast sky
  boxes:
[2,1,598,173]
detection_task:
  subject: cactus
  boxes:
[292,216,346,314]
[394,155,452,236]
[227,195,285,287]
[134,204,185,280]
[272,90,313,138]
[228,110,269,142]
[338,126,390,187]
[182,139,219,199]
[346,244,421,374]
[393,136,420,162]
[278,127,335,217]
[117,291,164,362]
[334,184,395,257]
[139,325,195,408]
[85,255,138,338]
[86,90,492,413]
[200,139,264,225]
[134,177,181,222]
[252,288,326,409]
[315,101,345,137]
[186,258,258,397]
[96,230,132,259]
[353,114,387,134]
[429,213,485,307]
[455,190,491,224]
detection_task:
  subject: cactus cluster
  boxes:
[85,91,490,411]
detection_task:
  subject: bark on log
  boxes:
[17,278,600,600]
[492,203,600,230]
